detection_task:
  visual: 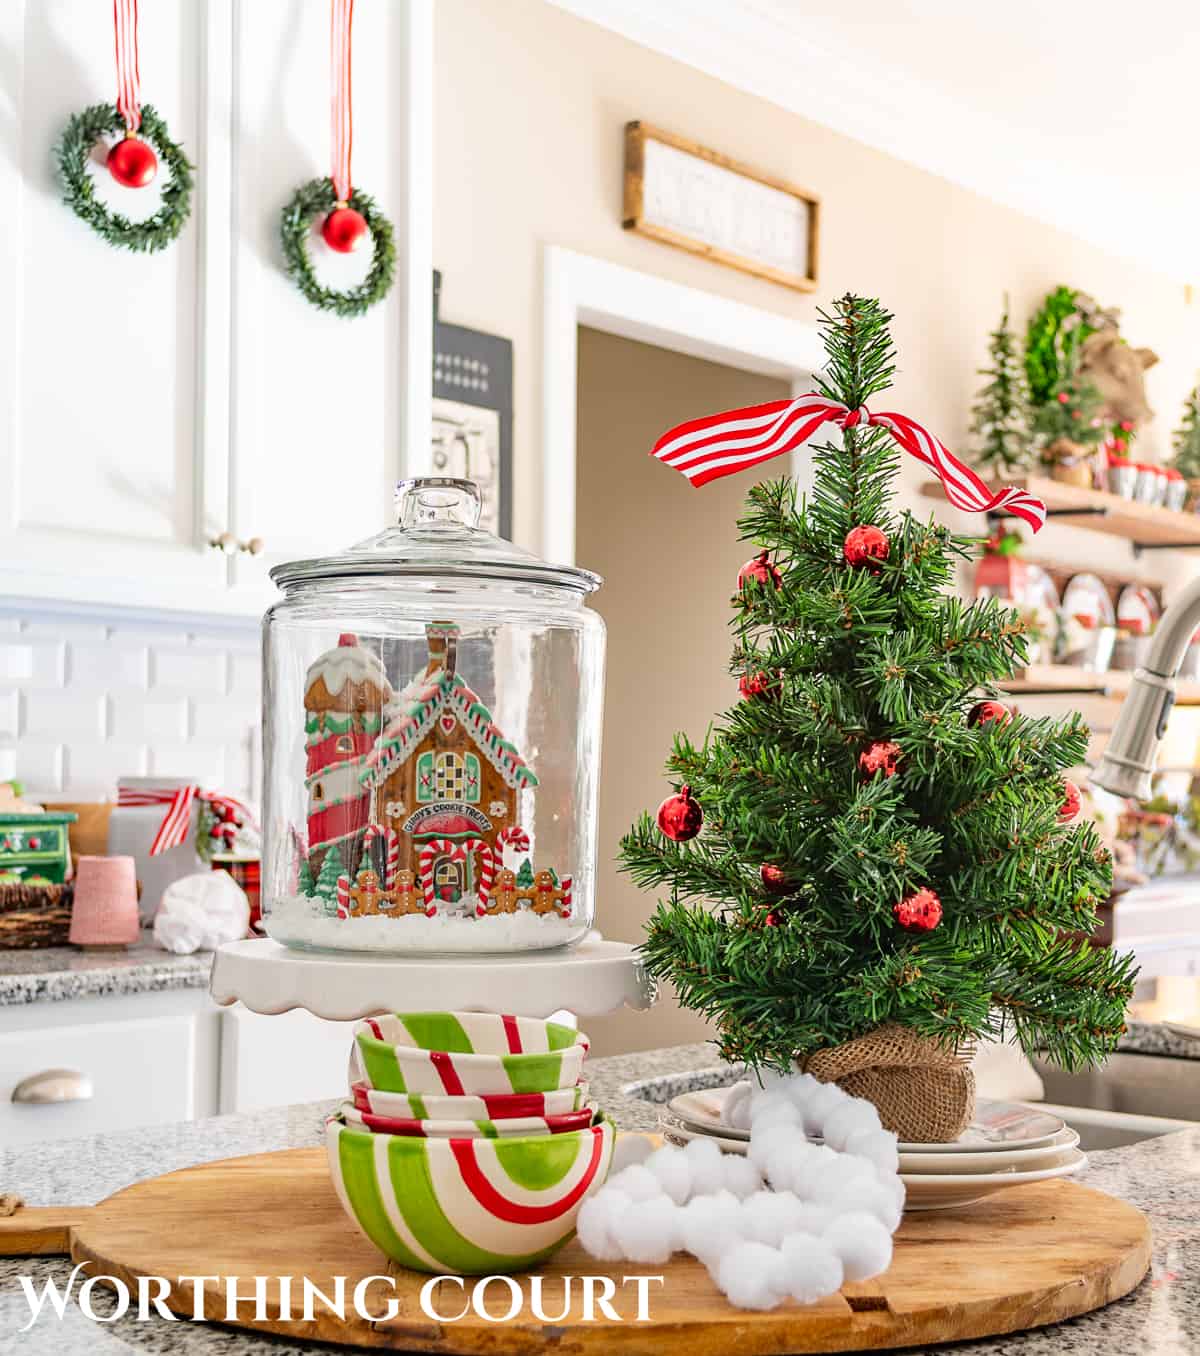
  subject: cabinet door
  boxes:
[0,0,230,610]
[220,1005,355,1114]
[226,0,406,592]
[0,1014,196,1146]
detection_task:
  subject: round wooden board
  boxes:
[8,1147,1151,1353]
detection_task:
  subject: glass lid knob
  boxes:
[395,478,482,530]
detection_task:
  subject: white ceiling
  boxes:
[549,0,1200,280]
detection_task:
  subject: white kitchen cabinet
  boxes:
[0,988,220,1146]
[218,1005,355,1115]
[0,0,429,617]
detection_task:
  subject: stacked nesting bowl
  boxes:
[327,1010,613,1274]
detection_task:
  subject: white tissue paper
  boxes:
[153,870,250,954]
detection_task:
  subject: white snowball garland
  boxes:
[579,1072,902,1310]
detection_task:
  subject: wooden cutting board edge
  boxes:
[0,1146,1153,1355]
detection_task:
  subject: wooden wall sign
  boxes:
[623,122,819,293]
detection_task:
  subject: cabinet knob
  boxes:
[209,532,265,556]
[12,1068,94,1105]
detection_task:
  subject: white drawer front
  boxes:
[0,1015,195,1146]
[221,1007,354,1114]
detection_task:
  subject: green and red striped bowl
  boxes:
[326,1113,614,1274]
[354,1011,589,1096]
[349,1081,590,1122]
[339,1099,599,1139]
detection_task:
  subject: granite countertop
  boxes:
[0,938,213,1007]
[1,1039,1197,1353]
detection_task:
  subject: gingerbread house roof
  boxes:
[361,669,538,792]
[304,634,392,712]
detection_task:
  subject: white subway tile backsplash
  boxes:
[67,742,148,794]
[113,694,188,741]
[0,691,17,740]
[149,743,227,786]
[152,648,227,695]
[2,609,259,802]
[11,742,59,791]
[69,640,149,690]
[23,690,105,739]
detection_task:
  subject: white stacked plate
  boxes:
[663,1087,1085,1211]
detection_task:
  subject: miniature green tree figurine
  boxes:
[968,300,1035,476]
[620,295,1135,1142]
[313,844,345,916]
[1171,385,1200,486]
[297,855,316,898]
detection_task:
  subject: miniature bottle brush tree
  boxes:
[620,296,1135,1138]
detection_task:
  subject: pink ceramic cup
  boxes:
[69,855,140,946]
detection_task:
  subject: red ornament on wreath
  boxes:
[738,550,782,592]
[765,911,784,927]
[968,700,1012,729]
[321,204,369,253]
[893,887,942,932]
[843,525,889,571]
[1059,778,1082,823]
[107,134,157,188]
[858,739,902,779]
[657,785,703,842]
[760,863,789,893]
[739,670,778,701]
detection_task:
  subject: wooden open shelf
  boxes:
[1003,664,1200,706]
[921,475,1200,554]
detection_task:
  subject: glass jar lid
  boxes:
[270,478,601,594]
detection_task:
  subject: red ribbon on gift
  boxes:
[116,786,256,856]
[650,392,1047,533]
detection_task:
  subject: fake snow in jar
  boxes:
[261,478,605,954]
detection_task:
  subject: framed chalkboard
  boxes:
[432,272,514,539]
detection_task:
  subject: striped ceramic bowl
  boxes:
[339,1100,599,1139]
[355,1011,589,1096]
[326,1113,614,1274]
[349,1081,590,1122]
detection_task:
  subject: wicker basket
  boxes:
[0,882,74,949]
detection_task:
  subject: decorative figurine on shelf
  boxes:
[968,298,1035,478]
[299,624,571,928]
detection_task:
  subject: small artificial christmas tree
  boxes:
[313,844,345,916]
[968,301,1034,477]
[621,295,1135,1140]
[515,858,535,890]
[1171,386,1200,483]
[1033,370,1105,453]
[297,854,316,898]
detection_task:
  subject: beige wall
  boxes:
[435,0,1200,600]
[574,329,790,1055]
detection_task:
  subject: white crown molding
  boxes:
[546,0,1189,281]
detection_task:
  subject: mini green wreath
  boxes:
[55,103,193,253]
[280,177,396,319]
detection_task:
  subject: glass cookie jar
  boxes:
[261,479,605,954]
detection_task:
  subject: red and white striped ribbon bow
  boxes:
[330,0,355,202]
[117,786,257,857]
[651,393,1047,532]
[113,0,142,132]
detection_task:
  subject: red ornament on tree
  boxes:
[858,740,902,779]
[893,887,942,932]
[656,785,703,842]
[765,911,784,927]
[321,205,369,254]
[107,135,158,188]
[739,670,778,700]
[967,700,1012,729]
[1058,778,1082,823]
[737,550,782,592]
[843,525,889,571]
[760,863,789,893]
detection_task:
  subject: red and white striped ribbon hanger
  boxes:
[113,0,142,132]
[651,392,1047,533]
[330,0,355,203]
[116,785,257,856]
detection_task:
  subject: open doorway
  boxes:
[575,328,794,1056]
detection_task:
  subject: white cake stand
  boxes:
[209,932,657,1022]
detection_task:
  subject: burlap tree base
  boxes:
[802,1024,976,1144]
